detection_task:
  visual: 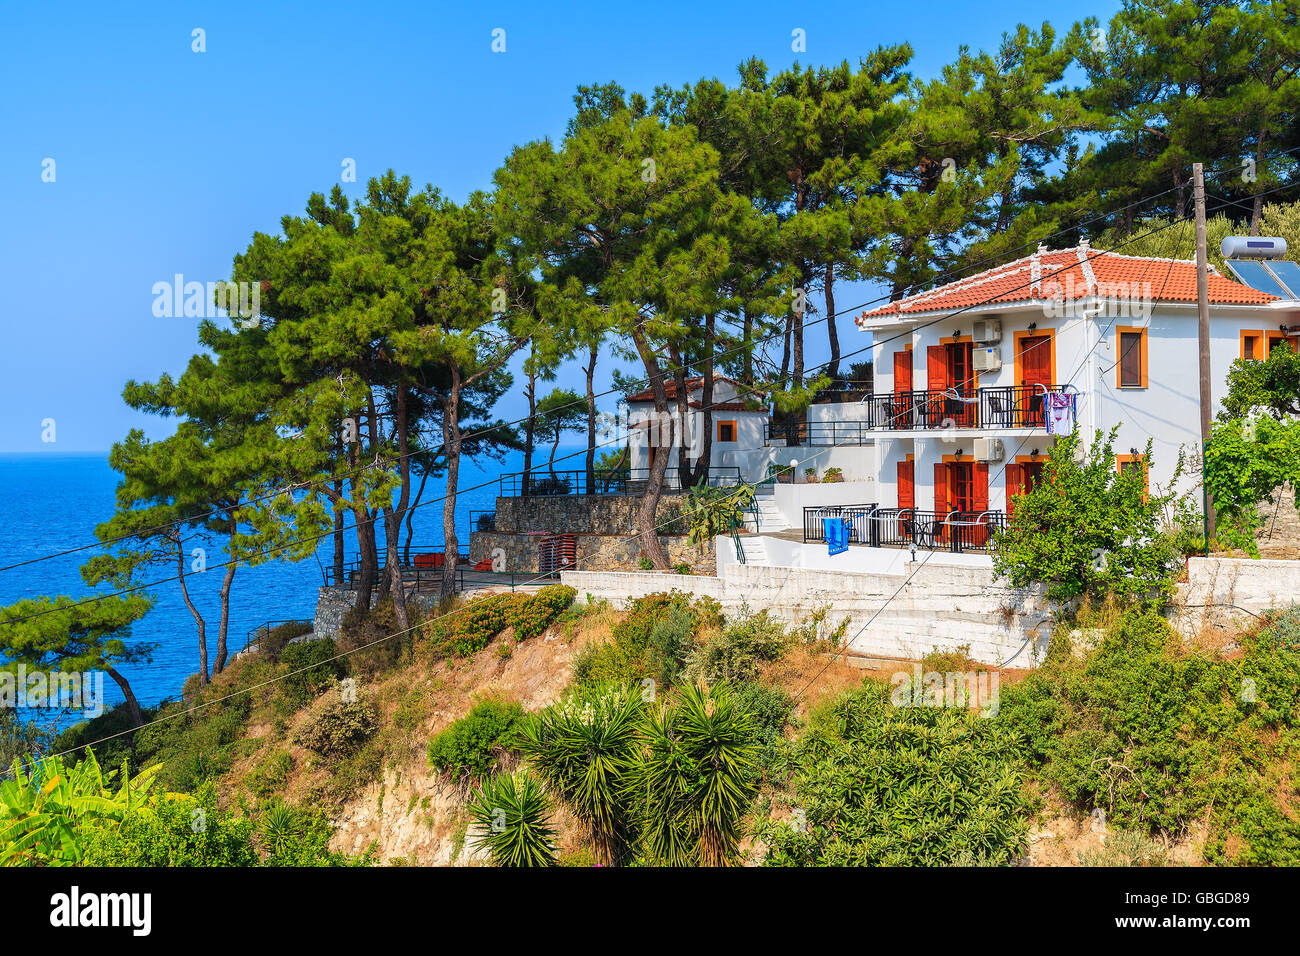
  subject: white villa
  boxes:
[623,241,1300,560]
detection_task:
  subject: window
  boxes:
[1116,453,1149,496]
[1116,327,1147,388]
[716,420,737,442]
[1242,330,1262,360]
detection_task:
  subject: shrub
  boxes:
[281,638,344,704]
[729,681,792,773]
[81,782,258,867]
[645,605,697,686]
[427,698,525,782]
[337,600,405,677]
[574,592,699,688]
[997,604,1300,864]
[294,693,379,758]
[466,771,557,867]
[762,683,1029,866]
[687,609,793,684]
[512,585,576,640]
[255,621,314,663]
[637,557,654,570]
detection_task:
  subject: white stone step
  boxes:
[739,537,769,565]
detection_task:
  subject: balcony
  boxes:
[764,420,873,447]
[497,466,743,497]
[803,505,1008,554]
[856,384,1057,432]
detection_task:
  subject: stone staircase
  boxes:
[750,484,790,533]
[738,535,769,565]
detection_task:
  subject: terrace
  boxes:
[800,503,1007,554]
[497,466,743,497]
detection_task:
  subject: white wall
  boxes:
[564,557,1049,667]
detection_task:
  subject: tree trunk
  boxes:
[379,388,410,631]
[672,353,692,488]
[175,539,208,686]
[585,342,598,495]
[824,263,840,382]
[523,361,537,497]
[213,514,237,675]
[404,459,431,565]
[441,371,464,599]
[792,271,806,388]
[741,308,753,387]
[104,665,144,727]
[346,411,378,613]
[631,329,673,569]
[690,314,716,486]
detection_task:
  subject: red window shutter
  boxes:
[933,462,948,513]
[927,345,948,392]
[893,350,912,394]
[897,460,914,510]
[973,464,989,512]
[1005,463,1021,516]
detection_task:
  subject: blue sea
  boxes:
[0,451,516,717]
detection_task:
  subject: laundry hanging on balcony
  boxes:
[1043,390,1077,435]
[823,516,850,556]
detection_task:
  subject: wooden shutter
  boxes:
[933,462,948,512]
[897,460,914,509]
[1005,463,1021,517]
[893,350,912,394]
[973,463,990,545]
[927,345,949,391]
[1119,332,1143,386]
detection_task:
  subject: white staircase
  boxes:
[751,485,790,533]
[738,536,769,565]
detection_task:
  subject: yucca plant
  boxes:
[635,683,758,866]
[0,751,161,866]
[518,684,642,864]
[466,771,557,867]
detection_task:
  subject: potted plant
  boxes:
[822,467,844,483]
[804,468,817,481]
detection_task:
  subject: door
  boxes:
[1019,335,1051,425]
[892,350,913,430]
[926,346,950,428]
[946,341,976,425]
[971,463,989,547]
[897,458,914,540]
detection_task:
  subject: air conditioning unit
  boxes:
[972,346,1002,372]
[972,319,1002,343]
[974,437,1004,462]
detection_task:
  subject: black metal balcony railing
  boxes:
[802,503,878,543]
[323,549,471,589]
[802,506,1008,554]
[498,466,742,498]
[765,420,874,447]
[812,379,873,404]
[850,385,1056,432]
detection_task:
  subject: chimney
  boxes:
[1037,243,1048,255]
[1079,238,1091,253]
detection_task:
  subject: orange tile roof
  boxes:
[627,374,745,403]
[859,244,1277,324]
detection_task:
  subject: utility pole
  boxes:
[1193,162,1216,544]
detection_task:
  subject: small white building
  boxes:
[851,242,1300,550]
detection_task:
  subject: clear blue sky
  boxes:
[0,0,1121,453]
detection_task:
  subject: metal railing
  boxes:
[855,384,1059,431]
[498,466,742,497]
[469,510,496,533]
[324,550,471,589]
[765,420,874,446]
[802,503,878,544]
[243,619,312,653]
[812,379,873,404]
[860,508,1008,553]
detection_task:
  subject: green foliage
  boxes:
[0,751,162,867]
[572,592,703,689]
[426,585,575,658]
[729,681,792,773]
[997,604,1300,864]
[686,608,793,684]
[82,782,257,867]
[992,428,1182,605]
[294,694,379,759]
[0,712,47,770]
[762,683,1029,866]
[634,683,758,866]
[518,683,644,865]
[428,698,525,782]
[255,621,314,663]
[680,482,754,548]
[1204,407,1300,554]
[280,638,344,704]
[466,771,558,867]
[1222,339,1300,420]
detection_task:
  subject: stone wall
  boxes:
[1173,556,1300,640]
[469,530,713,574]
[493,492,686,535]
[563,560,1051,668]
[312,586,445,640]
